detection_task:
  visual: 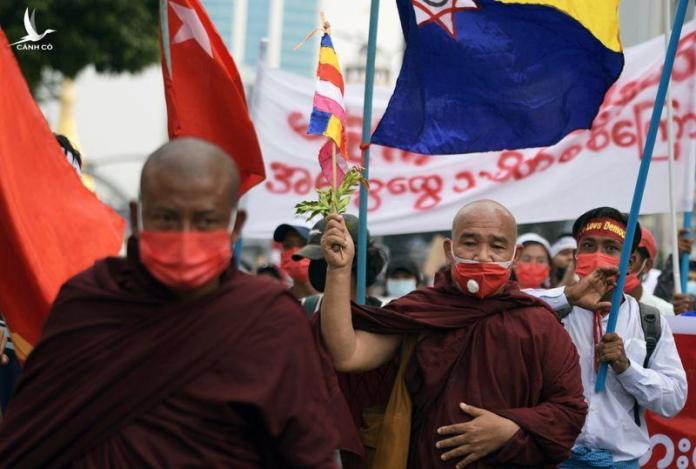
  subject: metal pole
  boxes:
[236,39,269,267]
[356,0,381,305]
[681,211,692,292]
[664,0,683,293]
[596,0,690,393]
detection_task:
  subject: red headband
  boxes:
[578,218,626,243]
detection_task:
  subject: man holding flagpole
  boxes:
[551,207,686,468]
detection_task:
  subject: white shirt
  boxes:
[642,268,661,295]
[531,288,687,462]
[640,291,674,316]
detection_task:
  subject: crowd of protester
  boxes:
[0,137,692,467]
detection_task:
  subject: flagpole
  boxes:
[664,0,682,293]
[357,0,381,305]
[595,0,690,393]
[681,211,692,292]
[332,142,338,212]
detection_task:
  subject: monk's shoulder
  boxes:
[505,296,564,331]
[55,256,125,299]
[227,271,305,319]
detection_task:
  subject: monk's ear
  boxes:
[230,209,247,243]
[443,239,453,266]
[513,245,522,263]
[128,200,139,236]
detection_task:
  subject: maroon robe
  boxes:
[0,239,338,468]
[322,273,587,468]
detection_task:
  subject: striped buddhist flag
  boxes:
[307,33,348,186]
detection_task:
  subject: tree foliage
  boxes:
[0,0,159,93]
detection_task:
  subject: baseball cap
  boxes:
[387,256,421,281]
[273,224,310,243]
[293,214,365,261]
[639,227,657,260]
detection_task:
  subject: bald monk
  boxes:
[0,138,339,467]
[320,201,587,468]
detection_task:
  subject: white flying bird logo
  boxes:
[10,8,56,46]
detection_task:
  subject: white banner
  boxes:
[244,22,696,238]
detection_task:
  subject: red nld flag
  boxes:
[159,0,265,194]
[0,29,125,361]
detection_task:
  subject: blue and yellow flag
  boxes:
[372,0,624,154]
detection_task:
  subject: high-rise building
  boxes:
[201,0,322,81]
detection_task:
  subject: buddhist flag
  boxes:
[372,0,624,155]
[160,0,265,194]
[307,33,349,186]
[0,29,125,361]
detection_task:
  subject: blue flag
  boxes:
[371,0,624,155]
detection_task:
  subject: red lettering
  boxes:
[559,145,582,163]
[611,120,637,148]
[409,175,443,210]
[453,171,476,193]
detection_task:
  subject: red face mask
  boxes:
[450,248,514,299]
[281,248,310,284]
[623,259,647,293]
[574,252,620,278]
[139,230,232,291]
[515,262,550,289]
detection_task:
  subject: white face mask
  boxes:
[387,278,418,298]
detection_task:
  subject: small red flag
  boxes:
[160,0,265,194]
[0,29,126,360]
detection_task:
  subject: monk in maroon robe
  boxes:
[0,138,339,467]
[319,201,588,468]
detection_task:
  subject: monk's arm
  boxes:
[320,214,400,372]
[321,267,400,372]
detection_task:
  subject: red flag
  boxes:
[160,0,265,194]
[0,29,125,361]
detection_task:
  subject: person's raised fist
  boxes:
[321,214,355,271]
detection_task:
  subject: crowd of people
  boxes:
[0,137,692,468]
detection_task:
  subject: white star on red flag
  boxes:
[412,0,479,38]
[170,1,213,58]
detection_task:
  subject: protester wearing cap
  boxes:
[540,207,685,468]
[273,223,317,300]
[293,214,385,315]
[624,227,674,316]
[385,256,422,298]
[551,234,577,287]
[513,233,552,289]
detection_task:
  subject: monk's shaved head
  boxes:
[452,200,517,241]
[138,138,241,232]
[445,200,518,264]
[141,138,240,205]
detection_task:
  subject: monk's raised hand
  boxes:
[321,214,354,270]
[565,266,618,313]
[436,403,520,468]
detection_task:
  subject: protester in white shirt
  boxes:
[624,226,674,316]
[539,207,686,469]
